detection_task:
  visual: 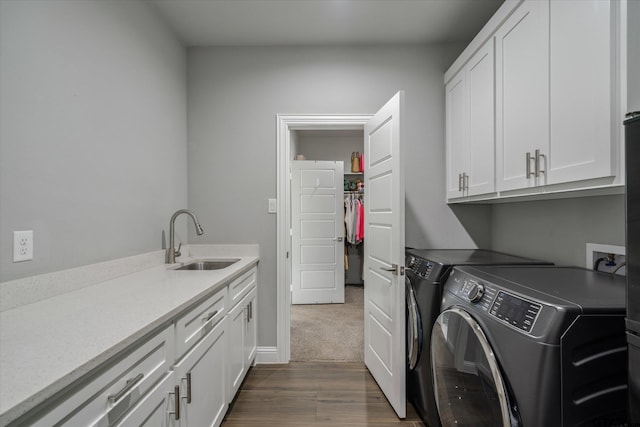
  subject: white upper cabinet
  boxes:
[446,0,625,203]
[495,0,549,192]
[548,0,613,185]
[446,70,468,199]
[446,38,496,200]
[467,40,496,196]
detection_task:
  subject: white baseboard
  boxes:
[255,346,284,364]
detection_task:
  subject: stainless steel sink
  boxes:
[175,259,239,271]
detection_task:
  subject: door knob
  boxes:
[381,264,398,273]
[381,264,404,276]
[334,237,343,242]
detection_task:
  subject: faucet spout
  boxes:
[166,209,204,263]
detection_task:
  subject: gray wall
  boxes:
[187,44,491,347]
[0,0,188,281]
[296,130,363,168]
[491,195,625,267]
[630,0,640,112]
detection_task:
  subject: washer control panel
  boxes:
[405,255,435,279]
[489,291,541,333]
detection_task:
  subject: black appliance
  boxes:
[404,249,551,427]
[624,111,640,423]
[432,265,627,427]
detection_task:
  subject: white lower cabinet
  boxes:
[113,318,228,427]
[227,288,257,401]
[174,318,227,427]
[113,371,176,427]
[243,291,257,370]
[26,265,258,427]
[32,325,175,427]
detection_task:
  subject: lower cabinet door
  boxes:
[244,291,257,368]
[174,318,227,427]
[113,371,176,427]
[227,298,246,400]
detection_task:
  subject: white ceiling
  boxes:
[147,0,504,47]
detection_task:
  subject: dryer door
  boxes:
[431,308,516,427]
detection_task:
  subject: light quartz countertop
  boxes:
[0,245,259,426]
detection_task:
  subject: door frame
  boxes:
[276,114,372,363]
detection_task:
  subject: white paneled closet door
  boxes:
[291,160,345,304]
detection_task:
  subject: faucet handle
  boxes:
[175,242,182,258]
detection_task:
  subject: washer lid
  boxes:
[405,249,551,267]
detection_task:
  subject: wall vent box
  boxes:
[586,243,626,275]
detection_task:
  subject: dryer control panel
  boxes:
[489,291,541,333]
[450,274,541,334]
[458,279,497,312]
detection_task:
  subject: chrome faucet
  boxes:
[166,209,204,263]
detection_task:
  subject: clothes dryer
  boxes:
[404,249,551,427]
[432,265,627,427]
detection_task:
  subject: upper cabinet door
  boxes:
[467,39,496,197]
[548,0,613,184]
[496,0,550,192]
[446,70,468,200]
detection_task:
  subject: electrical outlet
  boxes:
[586,243,626,275]
[13,230,33,262]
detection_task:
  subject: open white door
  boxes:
[364,91,406,417]
[291,160,345,304]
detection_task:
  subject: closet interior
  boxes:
[293,129,365,285]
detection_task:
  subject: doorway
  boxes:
[289,129,365,361]
[276,115,372,364]
[276,92,406,418]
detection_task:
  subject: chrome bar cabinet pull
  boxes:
[107,373,144,403]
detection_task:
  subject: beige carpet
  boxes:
[290,285,364,362]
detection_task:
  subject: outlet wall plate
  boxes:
[13,230,33,262]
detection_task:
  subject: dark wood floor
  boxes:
[221,362,426,426]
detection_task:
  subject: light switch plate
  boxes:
[13,230,33,262]
[268,198,277,214]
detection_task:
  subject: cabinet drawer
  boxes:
[229,267,256,311]
[112,371,175,427]
[175,286,227,360]
[33,325,174,427]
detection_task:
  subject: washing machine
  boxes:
[404,249,552,427]
[431,265,627,427]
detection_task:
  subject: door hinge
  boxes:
[286,251,289,259]
[289,228,292,236]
